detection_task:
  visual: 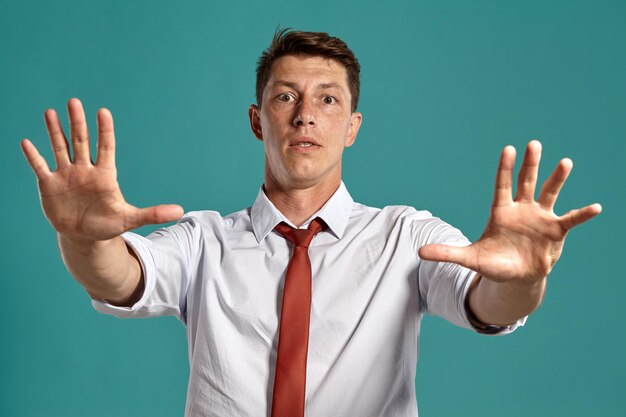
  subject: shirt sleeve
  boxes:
[91,215,200,323]
[409,211,525,335]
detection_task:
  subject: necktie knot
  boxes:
[275,218,325,248]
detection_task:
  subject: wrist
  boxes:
[480,273,547,292]
[468,274,546,327]
[57,233,119,255]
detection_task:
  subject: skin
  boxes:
[22,56,601,324]
[419,141,602,325]
[21,101,183,305]
[249,55,362,226]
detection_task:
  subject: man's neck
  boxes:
[263,177,340,227]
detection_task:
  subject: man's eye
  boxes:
[322,96,337,105]
[277,94,294,102]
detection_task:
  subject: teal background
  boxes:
[1,0,624,416]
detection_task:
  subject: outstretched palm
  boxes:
[21,99,183,242]
[419,141,601,283]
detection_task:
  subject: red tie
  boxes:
[271,218,325,417]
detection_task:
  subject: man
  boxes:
[21,29,601,416]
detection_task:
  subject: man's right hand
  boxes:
[21,98,183,241]
[21,98,183,304]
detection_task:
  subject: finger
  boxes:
[418,243,473,268]
[559,203,602,230]
[67,98,91,164]
[515,140,541,202]
[96,108,116,168]
[538,158,573,209]
[127,204,184,229]
[492,145,516,207]
[21,139,52,180]
[44,109,71,169]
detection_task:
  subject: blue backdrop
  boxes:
[1,1,624,416]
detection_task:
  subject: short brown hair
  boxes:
[256,28,361,112]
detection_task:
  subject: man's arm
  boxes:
[21,98,183,306]
[466,274,545,327]
[419,141,601,326]
[57,235,144,306]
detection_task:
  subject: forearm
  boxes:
[58,234,143,306]
[468,274,547,326]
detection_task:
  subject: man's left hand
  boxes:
[418,140,601,325]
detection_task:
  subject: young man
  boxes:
[21,30,601,416]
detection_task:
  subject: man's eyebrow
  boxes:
[270,80,344,90]
[317,82,342,90]
[272,80,298,89]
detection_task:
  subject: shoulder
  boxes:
[138,208,255,254]
[351,202,434,225]
[144,208,250,239]
[177,208,252,233]
[350,202,468,246]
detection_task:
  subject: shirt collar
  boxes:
[251,181,354,243]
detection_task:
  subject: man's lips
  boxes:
[289,137,321,148]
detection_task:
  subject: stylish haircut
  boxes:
[256,28,361,112]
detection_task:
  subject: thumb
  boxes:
[128,204,184,229]
[418,243,470,266]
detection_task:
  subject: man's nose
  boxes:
[293,100,316,128]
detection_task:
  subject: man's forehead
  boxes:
[266,55,349,89]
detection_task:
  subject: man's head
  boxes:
[256,29,361,112]
[249,29,363,194]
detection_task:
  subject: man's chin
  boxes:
[285,172,342,191]
[265,163,341,191]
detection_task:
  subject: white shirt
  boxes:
[93,182,522,417]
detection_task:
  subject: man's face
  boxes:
[249,55,362,190]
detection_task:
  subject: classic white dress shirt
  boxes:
[93,182,523,417]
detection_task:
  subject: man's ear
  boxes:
[249,104,263,141]
[345,111,362,148]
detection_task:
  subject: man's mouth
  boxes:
[290,137,320,148]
